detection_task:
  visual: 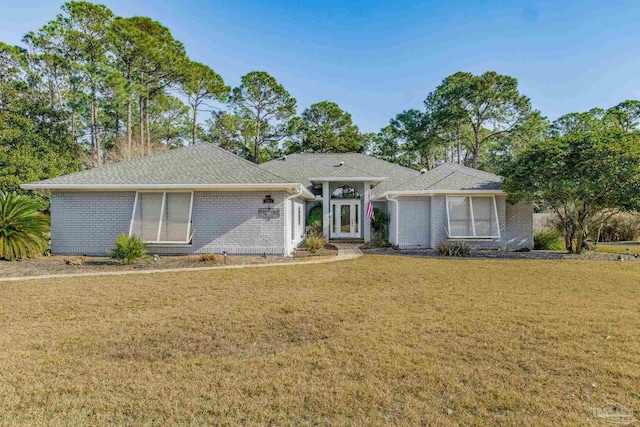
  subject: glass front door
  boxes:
[331,201,361,238]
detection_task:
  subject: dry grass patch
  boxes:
[0,256,639,426]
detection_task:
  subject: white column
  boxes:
[322,181,330,241]
[363,181,371,242]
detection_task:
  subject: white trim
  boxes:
[309,177,386,182]
[445,195,501,239]
[21,182,316,198]
[185,192,194,242]
[156,192,167,242]
[375,189,505,200]
[128,191,139,237]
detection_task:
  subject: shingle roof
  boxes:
[259,153,422,195]
[389,162,503,193]
[23,144,292,188]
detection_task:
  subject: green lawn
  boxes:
[1,256,639,426]
[596,242,640,255]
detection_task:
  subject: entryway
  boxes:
[331,200,361,239]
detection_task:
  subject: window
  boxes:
[298,206,302,227]
[130,192,194,244]
[331,185,360,199]
[446,196,500,238]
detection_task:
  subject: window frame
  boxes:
[129,191,195,244]
[445,195,500,239]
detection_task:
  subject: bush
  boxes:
[534,231,565,250]
[307,204,323,233]
[304,231,325,253]
[0,191,50,260]
[371,208,390,239]
[437,241,470,257]
[110,233,149,265]
[200,253,217,263]
[368,234,392,248]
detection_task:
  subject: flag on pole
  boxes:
[366,200,375,221]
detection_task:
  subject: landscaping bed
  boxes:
[0,252,336,278]
[293,244,338,258]
[362,246,639,261]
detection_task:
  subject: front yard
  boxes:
[1,256,638,426]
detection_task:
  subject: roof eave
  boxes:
[21,182,314,197]
[374,189,506,200]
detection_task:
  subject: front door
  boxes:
[331,201,360,238]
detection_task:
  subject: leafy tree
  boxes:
[502,130,640,254]
[0,191,50,260]
[205,111,255,159]
[607,100,640,132]
[179,60,229,145]
[230,71,296,163]
[294,101,364,153]
[33,1,115,166]
[425,71,533,168]
[480,111,549,174]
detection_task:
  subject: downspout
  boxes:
[284,188,302,256]
[385,194,399,246]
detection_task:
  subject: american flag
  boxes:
[366,200,375,221]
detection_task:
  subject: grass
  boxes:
[1,256,639,426]
[596,242,640,255]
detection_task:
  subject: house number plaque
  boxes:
[258,207,280,219]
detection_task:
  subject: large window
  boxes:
[446,196,500,238]
[130,192,194,244]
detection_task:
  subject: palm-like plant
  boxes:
[0,191,50,260]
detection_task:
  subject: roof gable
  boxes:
[387,162,503,193]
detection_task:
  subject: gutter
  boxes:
[375,189,505,200]
[20,182,316,200]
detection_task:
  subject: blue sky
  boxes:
[1,0,640,132]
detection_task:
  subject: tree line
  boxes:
[3,1,640,254]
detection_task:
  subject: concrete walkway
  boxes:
[0,243,363,283]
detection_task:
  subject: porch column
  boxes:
[322,181,330,241]
[363,181,371,242]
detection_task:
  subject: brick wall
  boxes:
[50,191,287,255]
[398,197,430,247]
[391,194,533,250]
[50,191,135,255]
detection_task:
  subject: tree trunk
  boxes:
[145,97,150,154]
[191,103,198,145]
[126,96,132,159]
[457,139,461,165]
[575,230,584,255]
[254,113,261,164]
[139,96,144,156]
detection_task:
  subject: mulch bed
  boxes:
[361,247,638,261]
[0,251,337,278]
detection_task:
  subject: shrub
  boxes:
[64,257,84,266]
[534,231,565,250]
[368,234,392,248]
[307,204,323,233]
[200,253,217,263]
[371,208,390,239]
[110,233,149,265]
[0,191,50,260]
[304,231,325,253]
[437,241,470,257]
